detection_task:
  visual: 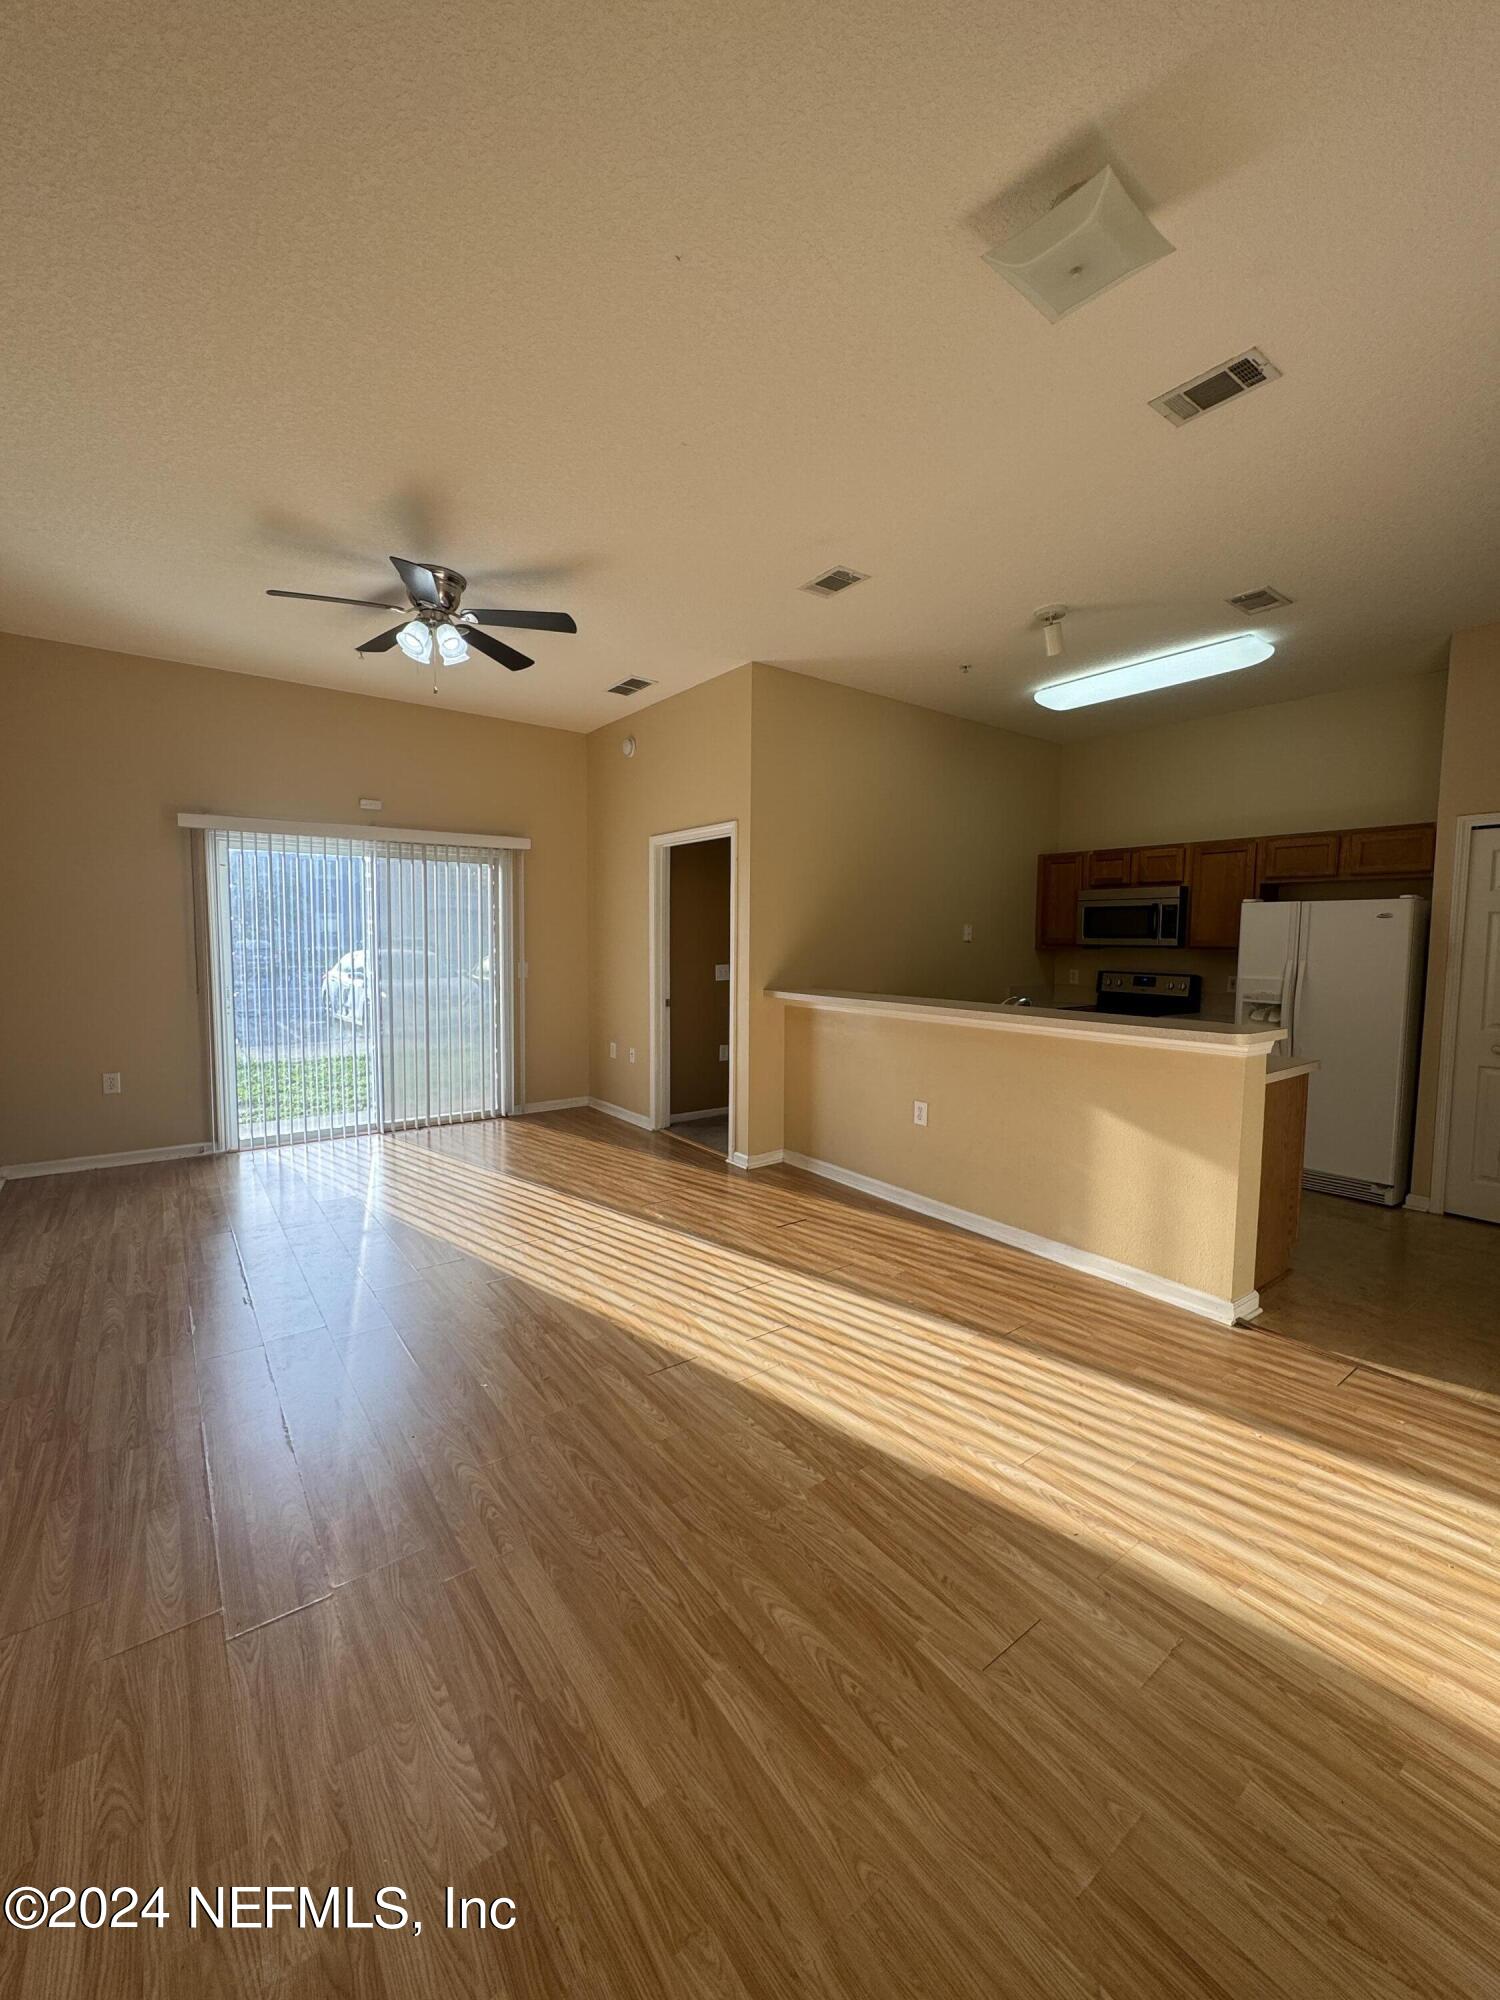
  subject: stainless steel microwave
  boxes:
[1077,885,1187,947]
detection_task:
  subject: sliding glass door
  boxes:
[203,828,518,1150]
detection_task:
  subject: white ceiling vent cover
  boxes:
[1227,585,1293,613]
[983,166,1174,322]
[801,567,869,596]
[1150,349,1281,426]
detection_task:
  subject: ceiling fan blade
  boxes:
[462,627,533,672]
[465,608,578,634]
[355,624,407,655]
[267,589,404,610]
[390,556,442,607]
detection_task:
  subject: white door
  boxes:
[1445,824,1500,1224]
[1296,899,1423,1190]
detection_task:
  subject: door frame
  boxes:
[1426,810,1500,1215]
[648,821,738,1160]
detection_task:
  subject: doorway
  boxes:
[649,823,736,1161]
[199,822,520,1150]
[1438,817,1500,1224]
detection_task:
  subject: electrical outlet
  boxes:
[628,1047,637,1064]
[961,924,973,943]
[1227,975,1237,993]
[609,1040,617,1059]
[714,963,730,982]
[102,1072,121,1095]
[719,1044,729,1063]
[913,1100,928,1127]
[1068,969,1080,985]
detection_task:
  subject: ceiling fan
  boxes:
[266,555,577,672]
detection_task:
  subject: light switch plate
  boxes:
[962,925,973,943]
[609,1040,617,1059]
[715,963,730,982]
[719,1044,729,1062]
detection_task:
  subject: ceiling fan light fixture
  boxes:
[1034,633,1274,712]
[435,622,470,665]
[397,620,434,664]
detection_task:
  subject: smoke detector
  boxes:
[982,166,1174,322]
[1227,585,1293,614]
[1150,350,1281,426]
[802,567,869,596]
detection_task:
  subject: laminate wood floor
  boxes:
[1258,1191,1500,1396]
[3,1108,1499,1998]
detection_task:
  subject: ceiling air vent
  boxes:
[1227,585,1293,614]
[801,567,869,596]
[608,675,654,696]
[1149,348,1281,427]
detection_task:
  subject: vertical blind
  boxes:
[202,827,518,1151]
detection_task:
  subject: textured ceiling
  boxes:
[2,0,1497,737]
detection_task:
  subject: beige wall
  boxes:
[0,634,590,1166]
[668,837,731,1115]
[1056,671,1447,849]
[586,668,752,1136]
[783,1006,1267,1305]
[1411,621,1500,1199]
[748,664,1060,1155]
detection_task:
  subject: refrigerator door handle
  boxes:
[1289,957,1308,1057]
[1281,954,1299,1055]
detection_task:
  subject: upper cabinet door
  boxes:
[1258,831,1342,882]
[1085,848,1132,889]
[1132,843,1187,886]
[1188,839,1259,949]
[1036,852,1086,948]
[1340,823,1437,878]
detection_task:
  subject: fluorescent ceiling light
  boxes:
[1034,633,1274,711]
[397,620,434,664]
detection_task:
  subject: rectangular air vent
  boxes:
[801,567,869,595]
[1227,585,1293,614]
[608,676,654,696]
[1150,348,1281,427]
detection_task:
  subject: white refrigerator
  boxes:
[1236,896,1429,1205]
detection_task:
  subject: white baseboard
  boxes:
[1,1140,215,1181]
[731,1148,785,1171]
[1402,1192,1432,1213]
[521,1097,589,1115]
[670,1105,730,1124]
[587,1097,654,1132]
[780,1150,1252,1328]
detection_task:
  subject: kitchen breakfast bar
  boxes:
[769,989,1314,1325]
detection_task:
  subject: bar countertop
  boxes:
[769,988,1288,1059]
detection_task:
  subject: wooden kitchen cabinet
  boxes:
[1036,851,1086,948]
[1085,848,1133,889]
[1340,822,1436,878]
[1131,843,1187,885]
[1188,838,1259,948]
[1259,830,1342,882]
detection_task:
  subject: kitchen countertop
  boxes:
[769,988,1288,1059]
